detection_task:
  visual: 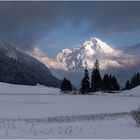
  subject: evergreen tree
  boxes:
[67,80,72,91]
[131,73,137,88]
[112,75,120,91]
[91,59,102,92]
[125,80,131,90]
[102,74,109,91]
[131,72,140,88]
[60,78,72,92]
[80,68,90,94]
[102,74,120,92]
[136,72,140,85]
[125,72,140,90]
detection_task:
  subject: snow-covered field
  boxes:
[0,82,60,94]
[0,82,139,138]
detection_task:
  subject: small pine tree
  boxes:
[125,72,140,90]
[125,80,131,90]
[60,78,72,92]
[80,68,90,94]
[67,80,72,91]
[131,73,137,88]
[91,59,102,92]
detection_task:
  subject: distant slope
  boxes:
[0,82,60,94]
[0,40,61,87]
[122,85,140,97]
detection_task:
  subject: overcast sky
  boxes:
[0,1,140,57]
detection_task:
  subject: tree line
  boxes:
[61,59,140,93]
[60,59,120,94]
[80,59,120,94]
[124,72,140,90]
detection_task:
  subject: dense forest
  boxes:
[0,43,61,87]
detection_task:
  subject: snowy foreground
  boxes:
[0,82,140,138]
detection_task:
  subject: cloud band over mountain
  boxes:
[29,37,139,71]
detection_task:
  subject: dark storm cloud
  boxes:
[0,1,140,31]
[0,1,140,50]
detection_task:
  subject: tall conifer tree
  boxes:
[80,68,90,94]
[91,59,102,92]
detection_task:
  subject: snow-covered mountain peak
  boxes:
[30,37,138,70]
[83,37,114,54]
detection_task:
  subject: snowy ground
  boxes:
[0,82,139,138]
[0,82,60,94]
[0,113,139,139]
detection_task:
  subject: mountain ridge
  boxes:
[32,37,138,70]
[0,40,61,87]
